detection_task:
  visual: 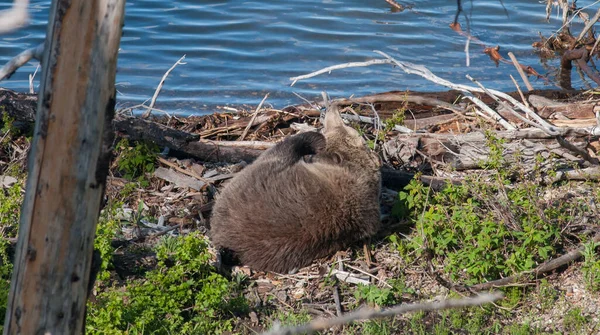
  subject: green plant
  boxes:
[353,284,397,307]
[94,201,123,282]
[537,279,558,312]
[408,311,427,334]
[115,139,159,184]
[563,308,587,333]
[86,232,248,334]
[392,130,583,285]
[581,240,600,292]
[383,108,406,132]
[0,180,23,332]
[268,309,312,329]
[361,319,392,335]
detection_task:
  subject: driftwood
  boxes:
[0,90,450,191]
[0,44,43,82]
[114,116,265,163]
[2,88,600,187]
[385,130,594,170]
[153,167,206,191]
[0,0,29,34]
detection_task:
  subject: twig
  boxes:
[0,43,43,81]
[384,0,404,11]
[142,55,186,118]
[509,74,529,109]
[555,136,599,165]
[205,140,275,150]
[28,63,40,94]
[341,113,413,133]
[463,95,515,130]
[575,7,600,46]
[0,0,29,34]
[344,264,391,289]
[131,224,180,243]
[289,59,391,86]
[465,75,544,130]
[332,286,343,317]
[465,36,471,67]
[261,292,503,335]
[372,50,562,134]
[507,52,534,91]
[239,93,269,141]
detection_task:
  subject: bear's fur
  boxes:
[209,104,381,273]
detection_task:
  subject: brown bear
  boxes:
[209,104,381,273]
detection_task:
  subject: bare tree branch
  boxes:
[142,54,186,118]
[0,43,43,81]
[0,0,29,34]
[262,292,503,335]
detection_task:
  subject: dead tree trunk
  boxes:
[3,0,125,334]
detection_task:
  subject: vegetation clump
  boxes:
[86,232,248,334]
[391,133,592,285]
[114,139,159,185]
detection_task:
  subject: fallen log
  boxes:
[113,116,265,163]
[3,88,599,189]
[0,97,433,191]
[385,130,593,170]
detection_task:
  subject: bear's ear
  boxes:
[323,104,344,130]
[331,152,342,164]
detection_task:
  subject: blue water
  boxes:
[0,1,596,114]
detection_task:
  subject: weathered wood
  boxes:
[384,130,593,170]
[154,167,206,191]
[114,116,265,163]
[3,0,126,334]
[528,95,597,119]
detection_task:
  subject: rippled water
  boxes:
[0,1,596,114]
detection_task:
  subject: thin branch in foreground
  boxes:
[142,54,186,118]
[0,0,29,34]
[239,93,270,141]
[0,43,43,81]
[261,292,503,335]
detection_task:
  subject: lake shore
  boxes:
[1,87,600,333]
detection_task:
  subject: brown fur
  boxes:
[209,104,382,273]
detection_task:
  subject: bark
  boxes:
[3,0,125,333]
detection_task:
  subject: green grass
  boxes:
[389,132,589,285]
[86,232,248,334]
[0,179,23,332]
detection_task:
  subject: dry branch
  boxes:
[0,0,29,34]
[0,43,43,81]
[561,48,600,88]
[239,93,269,141]
[507,52,534,91]
[142,54,186,118]
[261,292,503,335]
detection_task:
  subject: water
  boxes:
[0,1,596,115]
